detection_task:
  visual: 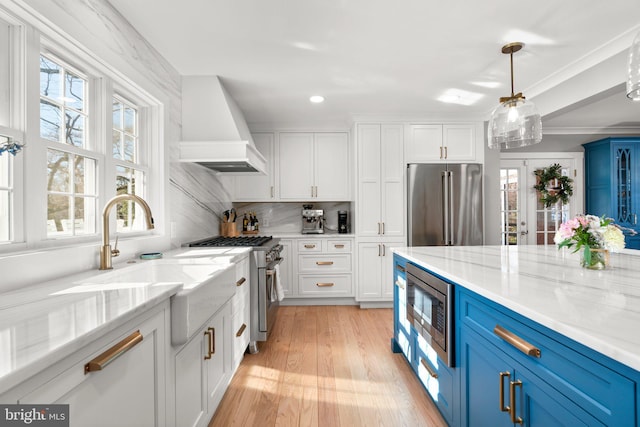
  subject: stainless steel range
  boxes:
[187,235,283,353]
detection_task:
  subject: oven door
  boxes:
[259,257,283,333]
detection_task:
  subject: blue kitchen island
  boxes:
[392,245,640,427]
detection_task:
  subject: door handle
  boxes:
[208,327,216,356]
[84,330,143,374]
[444,146,448,159]
[499,372,510,412]
[494,325,541,358]
[509,380,523,424]
[439,146,443,159]
[204,329,213,360]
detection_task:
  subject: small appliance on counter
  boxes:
[338,210,348,234]
[302,204,324,234]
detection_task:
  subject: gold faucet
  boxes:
[100,193,155,270]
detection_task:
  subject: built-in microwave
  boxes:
[406,263,454,367]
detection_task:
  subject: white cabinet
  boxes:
[356,124,405,237]
[234,133,276,200]
[278,239,294,296]
[357,241,403,302]
[278,132,350,201]
[406,123,478,163]
[282,236,354,299]
[174,303,231,427]
[16,304,168,427]
[231,255,250,371]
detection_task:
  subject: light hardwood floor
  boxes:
[209,305,447,427]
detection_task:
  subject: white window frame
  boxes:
[0,7,163,254]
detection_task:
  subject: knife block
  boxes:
[220,222,239,237]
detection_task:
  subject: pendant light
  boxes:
[488,42,542,149]
[626,30,640,100]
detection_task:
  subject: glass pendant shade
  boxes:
[627,30,640,100]
[488,97,542,149]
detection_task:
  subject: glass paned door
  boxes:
[500,158,578,246]
[500,161,527,245]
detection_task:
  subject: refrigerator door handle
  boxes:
[448,170,455,246]
[442,170,449,245]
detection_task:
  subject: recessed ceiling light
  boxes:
[472,81,501,89]
[309,95,325,103]
[437,89,483,106]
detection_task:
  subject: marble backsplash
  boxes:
[232,202,352,234]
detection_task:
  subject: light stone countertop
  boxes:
[392,245,640,372]
[0,247,252,395]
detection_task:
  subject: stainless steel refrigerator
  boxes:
[407,163,483,246]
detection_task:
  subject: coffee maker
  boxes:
[302,205,324,234]
[338,211,348,234]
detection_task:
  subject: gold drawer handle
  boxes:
[208,327,216,357]
[85,330,143,374]
[510,380,523,424]
[304,244,316,249]
[316,261,334,266]
[204,329,213,360]
[420,358,438,378]
[499,372,510,412]
[334,244,345,249]
[494,325,541,358]
[236,277,246,286]
[316,283,334,287]
[236,323,247,337]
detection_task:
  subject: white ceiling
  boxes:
[108,0,640,146]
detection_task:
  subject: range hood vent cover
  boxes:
[178,76,266,174]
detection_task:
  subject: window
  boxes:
[0,152,11,241]
[500,168,520,245]
[112,96,147,232]
[41,54,97,237]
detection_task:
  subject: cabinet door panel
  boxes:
[315,132,350,200]
[357,125,382,236]
[357,243,383,299]
[234,133,275,200]
[175,332,207,427]
[380,124,405,237]
[407,124,443,162]
[279,133,314,199]
[443,124,475,161]
[206,308,227,414]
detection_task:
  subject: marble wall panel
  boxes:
[232,202,352,233]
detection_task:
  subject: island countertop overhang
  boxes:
[392,245,640,372]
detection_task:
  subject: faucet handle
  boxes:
[111,235,120,258]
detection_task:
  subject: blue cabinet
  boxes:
[583,137,640,249]
[458,288,635,426]
[392,255,458,426]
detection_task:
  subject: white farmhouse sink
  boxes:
[72,259,236,346]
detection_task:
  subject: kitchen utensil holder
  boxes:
[221,222,239,237]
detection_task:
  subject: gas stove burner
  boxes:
[188,235,273,247]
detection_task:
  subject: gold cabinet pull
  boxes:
[440,146,443,159]
[420,358,438,378]
[395,264,406,273]
[316,261,334,265]
[444,146,448,159]
[499,372,510,412]
[236,323,247,337]
[304,244,316,249]
[84,330,143,374]
[509,380,523,424]
[208,327,215,356]
[381,222,385,235]
[316,283,334,287]
[334,244,345,249]
[494,325,541,358]
[236,277,246,286]
[204,329,213,360]
[270,186,274,198]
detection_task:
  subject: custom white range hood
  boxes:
[179,76,266,174]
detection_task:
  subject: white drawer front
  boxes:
[231,304,250,364]
[298,254,351,272]
[297,240,323,252]
[326,239,352,252]
[299,275,352,296]
[231,277,250,315]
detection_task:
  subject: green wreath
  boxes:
[533,164,573,208]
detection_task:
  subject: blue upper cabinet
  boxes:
[583,137,640,249]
